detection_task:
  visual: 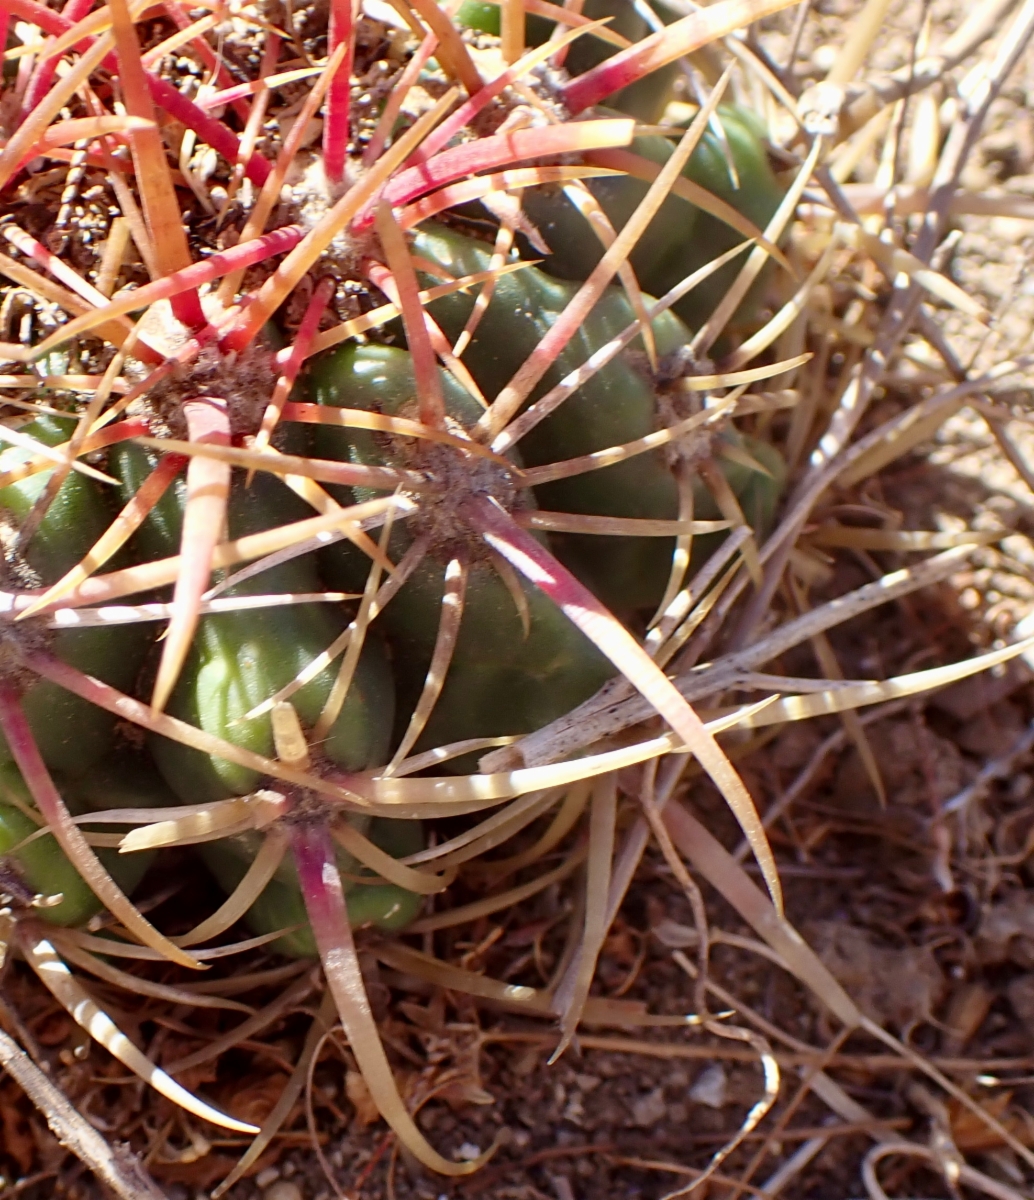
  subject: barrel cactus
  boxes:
[0,0,812,1182]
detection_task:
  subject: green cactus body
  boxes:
[200,816,424,957]
[106,440,186,572]
[456,0,678,122]
[304,342,613,754]
[152,599,395,803]
[517,124,696,293]
[0,417,149,774]
[412,227,787,614]
[715,436,787,534]
[110,447,417,947]
[518,106,785,331]
[0,758,156,927]
[108,452,395,802]
[412,225,686,613]
[662,106,785,331]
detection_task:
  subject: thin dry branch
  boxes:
[0,1029,168,1200]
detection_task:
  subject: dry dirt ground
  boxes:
[4,1,1034,1199]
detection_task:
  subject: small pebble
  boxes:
[263,1182,303,1200]
[630,1086,666,1127]
[690,1064,727,1109]
[255,1168,279,1188]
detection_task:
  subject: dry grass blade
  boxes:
[163,972,317,1075]
[807,525,1002,551]
[551,772,617,1058]
[19,931,259,1134]
[660,1014,779,1199]
[842,224,991,322]
[862,1142,1028,1200]
[374,940,693,1025]
[44,930,252,1012]
[211,990,338,1198]
[735,634,1034,727]
[475,782,591,877]
[410,849,583,933]
[403,789,561,867]
[664,801,859,1026]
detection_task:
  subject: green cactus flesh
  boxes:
[412,225,686,613]
[516,105,786,331]
[106,446,419,947]
[456,0,679,122]
[305,342,614,756]
[405,226,785,615]
[0,417,149,774]
[0,757,158,927]
[107,452,396,802]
